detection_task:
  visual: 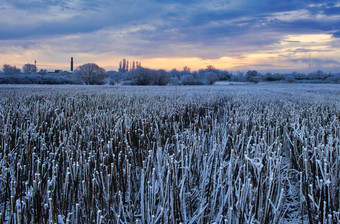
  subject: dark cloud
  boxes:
[121,0,340,58]
[1,0,338,41]
[289,58,340,68]
[333,31,340,38]
[267,19,340,35]
[288,48,330,53]
[277,57,340,73]
[0,17,102,39]
[0,0,163,40]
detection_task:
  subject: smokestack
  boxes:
[71,57,74,71]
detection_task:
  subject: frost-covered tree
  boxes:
[217,71,231,81]
[154,69,170,86]
[38,69,47,75]
[205,72,219,85]
[181,74,201,85]
[128,67,170,85]
[22,63,37,73]
[74,63,107,85]
[246,70,259,83]
[106,71,125,85]
[2,64,21,75]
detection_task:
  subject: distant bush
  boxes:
[38,69,47,75]
[168,77,180,85]
[325,73,340,83]
[231,72,246,82]
[293,72,308,80]
[181,74,202,85]
[246,70,260,83]
[128,67,170,85]
[0,73,81,84]
[106,71,126,85]
[217,71,231,81]
[285,74,295,83]
[205,72,219,85]
[264,73,285,82]
[169,69,182,80]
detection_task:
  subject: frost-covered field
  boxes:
[0,83,339,223]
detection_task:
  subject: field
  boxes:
[0,83,339,223]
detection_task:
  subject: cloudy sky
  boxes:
[1,0,340,72]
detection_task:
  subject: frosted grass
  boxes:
[0,83,339,223]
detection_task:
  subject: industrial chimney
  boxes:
[70,57,74,71]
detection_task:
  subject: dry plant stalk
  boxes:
[0,84,339,223]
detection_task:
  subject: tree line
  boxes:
[1,62,340,85]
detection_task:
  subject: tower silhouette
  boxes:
[71,57,74,71]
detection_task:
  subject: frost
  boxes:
[0,84,339,223]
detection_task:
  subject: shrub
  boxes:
[106,71,125,84]
[0,73,82,84]
[217,71,231,81]
[246,70,260,83]
[181,74,201,85]
[205,72,219,85]
[128,67,170,85]
[285,74,295,83]
[264,73,285,82]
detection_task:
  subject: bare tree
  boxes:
[154,69,170,85]
[3,64,21,75]
[74,63,107,85]
[206,65,216,71]
[23,64,37,73]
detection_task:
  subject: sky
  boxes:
[0,0,340,72]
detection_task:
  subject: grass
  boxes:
[0,84,339,223]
